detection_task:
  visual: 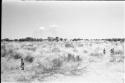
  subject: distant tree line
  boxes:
[105,38,125,42]
[1,37,125,42]
[1,37,67,42]
[1,37,42,42]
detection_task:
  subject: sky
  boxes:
[2,1,125,39]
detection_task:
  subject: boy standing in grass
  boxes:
[21,58,24,70]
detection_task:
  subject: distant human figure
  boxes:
[110,48,114,55]
[103,48,106,54]
[21,58,24,70]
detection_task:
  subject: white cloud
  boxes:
[39,26,45,30]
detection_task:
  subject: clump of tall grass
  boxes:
[24,55,34,63]
[83,50,88,53]
[51,47,60,53]
[109,54,124,63]
[2,48,15,59]
[65,43,74,48]
[66,53,82,62]
[109,48,124,63]
[27,53,83,81]
[13,52,22,59]
[90,53,103,57]
[1,48,6,57]
[89,52,104,62]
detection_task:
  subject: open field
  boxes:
[1,39,124,83]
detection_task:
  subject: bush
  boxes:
[1,49,6,57]
[24,55,34,63]
[52,58,62,69]
[65,43,74,48]
[83,50,88,53]
[1,47,16,58]
[110,54,124,63]
[13,53,22,59]
[90,53,103,57]
[76,55,82,62]
[65,53,82,62]
[32,53,83,77]
[67,53,75,62]
[51,48,60,53]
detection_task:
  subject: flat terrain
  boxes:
[1,40,124,83]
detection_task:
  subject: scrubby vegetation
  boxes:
[1,38,124,82]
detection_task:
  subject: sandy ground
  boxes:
[1,41,124,83]
[34,62,124,83]
[2,62,123,83]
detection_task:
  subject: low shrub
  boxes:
[110,54,124,63]
[32,53,83,78]
[83,50,88,53]
[51,47,60,53]
[1,49,6,57]
[13,53,22,59]
[51,58,63,69]
[67,53,75,62]
[76,55,82,62]
[90,53,103,57]
[65,43,74,48]
[24,55,34,63]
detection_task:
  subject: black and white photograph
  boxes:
[1,0,125,83]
